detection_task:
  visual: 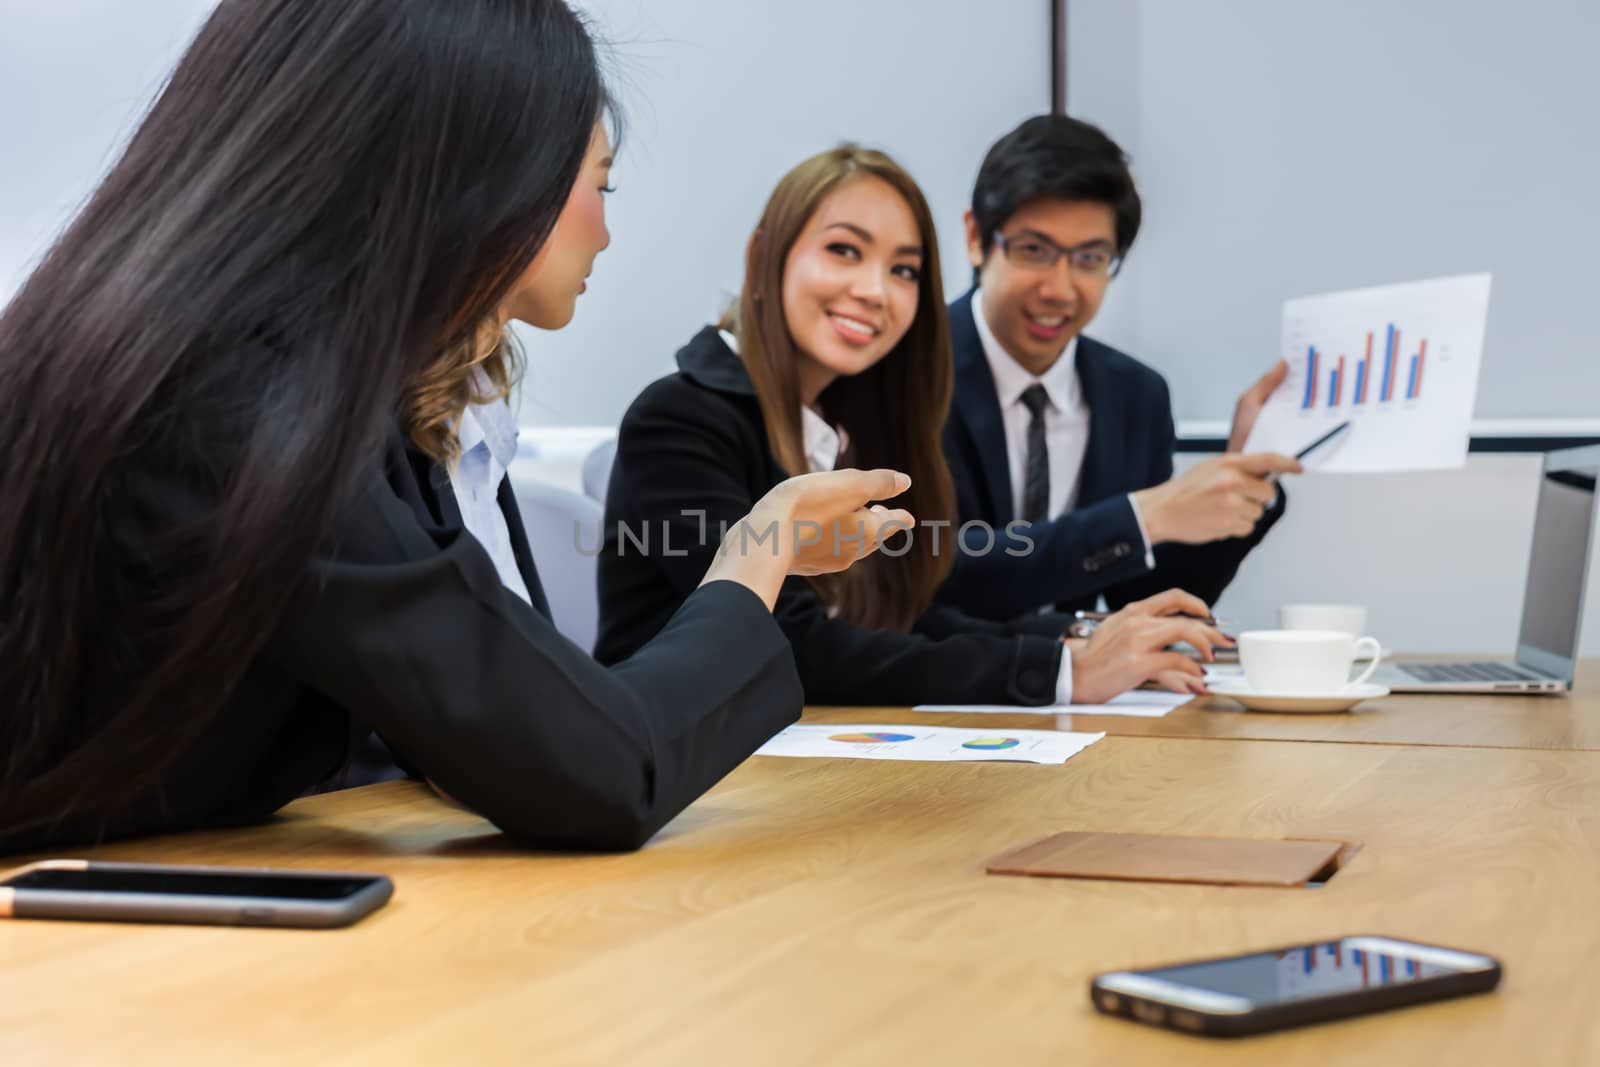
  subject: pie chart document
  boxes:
[755,725,1104,764]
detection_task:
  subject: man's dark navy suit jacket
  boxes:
[938,290,1284,621]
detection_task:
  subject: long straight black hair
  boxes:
[0,0,608,837]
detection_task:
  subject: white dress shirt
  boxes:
[801,406,842,473]
[720,329,846,473]
[451,391,533,607]
[970,289,1155,569]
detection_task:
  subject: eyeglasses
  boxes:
[992,230,1122,278]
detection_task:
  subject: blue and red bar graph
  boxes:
[1301,325,1427,409]
[1407,339,1426,399]
[1381,324,1398,402]
[1355,332,1372,404]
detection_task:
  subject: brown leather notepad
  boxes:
[987,831,1345,888]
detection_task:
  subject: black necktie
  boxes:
[1019,383,1051,523]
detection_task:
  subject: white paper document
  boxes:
[912,690,1194,718]
[1244,273,1491,472]
[755,725,1105,764]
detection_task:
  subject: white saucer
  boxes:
[1207,679,1390,713]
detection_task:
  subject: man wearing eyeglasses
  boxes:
[939,114,1301,623]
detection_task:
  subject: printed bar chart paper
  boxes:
[1244,273,1490,472]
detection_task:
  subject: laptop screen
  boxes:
[1516,445,1600,679]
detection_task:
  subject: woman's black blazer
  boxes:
[594,326,1067,706]
[1,423,800,854]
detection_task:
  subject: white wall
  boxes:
[0,1,217,298]
[2,1,1050,430]
[1067,0,1600,423]
[520,0,1049,426]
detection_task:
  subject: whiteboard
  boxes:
[1066,0,1600,423]
[531,0,1050,426]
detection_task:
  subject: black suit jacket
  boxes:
[1,425,800,855]
[594,327,1068,706]
[938,291,1285,621]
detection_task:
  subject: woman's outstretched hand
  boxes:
[753,468,915,575]
[700,468,915,607]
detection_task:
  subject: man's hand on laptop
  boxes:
[1067,590,1230,703]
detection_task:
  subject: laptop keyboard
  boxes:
[1401,662,1541,684]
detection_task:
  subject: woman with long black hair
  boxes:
[0,0,910,853]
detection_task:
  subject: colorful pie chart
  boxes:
[961,737,1022,750]
[829,732,915,744]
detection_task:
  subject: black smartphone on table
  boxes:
[0,860,393,929]
[1091,935,1501,1038]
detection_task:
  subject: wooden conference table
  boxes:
[5,664,1600,1065]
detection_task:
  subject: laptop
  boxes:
[1371,444,1600,694]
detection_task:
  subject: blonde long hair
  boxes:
[725,145,957,632]
[405,318,522,466]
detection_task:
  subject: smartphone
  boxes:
[1091,935,1502,1038]
[0,859,393,929]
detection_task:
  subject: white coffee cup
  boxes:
[1238,629,1383,694]
[1280,603,1368,638]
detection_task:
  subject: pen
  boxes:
[1264,419,1352,487]
[1073,609,1228,627]
[1293,420,1353,462]
[1069,609,1233,640]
